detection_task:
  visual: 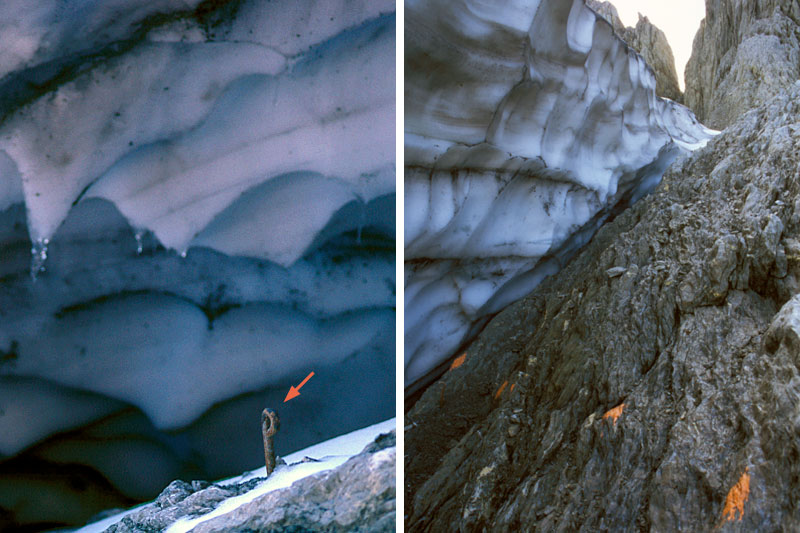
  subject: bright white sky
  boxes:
[610,0,706,90]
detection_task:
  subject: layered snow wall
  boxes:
[0,1,395,529]
[405,0,714,391]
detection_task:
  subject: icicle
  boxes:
[134,230,144,255]
[30,238,49,281]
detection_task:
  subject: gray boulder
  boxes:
[191,433,396,533]
[105,480,260,533]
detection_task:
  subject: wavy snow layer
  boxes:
[0,1,395,528]
[404,0,715,390]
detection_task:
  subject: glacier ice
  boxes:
[405,0,715,391]
[0,0,394,529]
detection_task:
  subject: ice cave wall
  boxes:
[0,1,395,530]
[404,0,714,392]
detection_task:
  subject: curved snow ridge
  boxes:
[0,377,128,457]
[0,8,395,265]
[0,195,395,459]
[190,173,395,267]
[11,292,393,430]
[404,0,714,389]
[406,0,710,190]
[0,150,23,213]
[0,0,395,124]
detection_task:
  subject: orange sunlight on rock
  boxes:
[721,467,750,522]
[494,380,508,400]
[603,403,625,426]
[449,352,466,370]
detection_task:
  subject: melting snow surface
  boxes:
[404,0,715,390]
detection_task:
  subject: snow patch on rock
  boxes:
[74,418,396,533]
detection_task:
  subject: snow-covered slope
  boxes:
[74,418,396,532]
[404,0,715,391]
[0,1,395,530]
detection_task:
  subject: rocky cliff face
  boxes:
[685,0,800,129]
[623,15,684,103]
[587,1,683,102]
[185,433,396,533]
[406,81,800,531]
[585,0,625,34]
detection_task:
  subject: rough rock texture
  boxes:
[192,432,396,533]
[105,479,263,533]
[685,0,800,129]
[587,1,683,102]
[585,0,625,34]
[406,83,800,531]
[107,431,395,532]
[623,16,684,103]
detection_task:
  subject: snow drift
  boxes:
[404,0,715,391]
[0,1,395,529]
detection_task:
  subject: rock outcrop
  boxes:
[102,430,396,533]
[404,0,711,393]
[105,479,264,533]
[623,15,684,103]
[406,81,800,531]
[188,432,396,533]
[585,0,625,34]
[685,0,800,129]
[587,1,683,102]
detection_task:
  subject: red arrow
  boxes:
[284,371,315,402]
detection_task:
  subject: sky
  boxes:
[610,0,706,91]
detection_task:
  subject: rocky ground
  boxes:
[405,81,800,531]
[96,430,395,532]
